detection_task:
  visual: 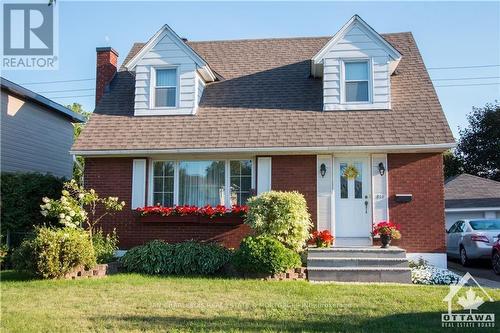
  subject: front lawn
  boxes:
[1,271,499,332]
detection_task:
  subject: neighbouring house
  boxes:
[445,174,500,230]
[1,77,85,178]
[72,15,455,268]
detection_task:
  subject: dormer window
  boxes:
[311,15,402,111]
[344,61,370,103]
[154,68,177,108]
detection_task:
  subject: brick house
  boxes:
[72,15,454,268]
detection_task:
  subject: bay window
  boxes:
[151,159,253,207]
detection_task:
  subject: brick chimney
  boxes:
[95,47,118,105]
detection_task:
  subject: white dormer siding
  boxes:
[196,75,205,104]
[125,25,216,116]
[312,15,401,112]
[134,36,198,115]
[322,29,391,111]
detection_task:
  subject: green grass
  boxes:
[1,271,499,332]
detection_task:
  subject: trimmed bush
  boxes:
[245,191,312,252]
[92,229,119,264]
[12,227,96,279]
[232,236,302,275]
[171,241,232,275]
[120,240,232,275]
[1,172,64,235]
[120,240,174,275]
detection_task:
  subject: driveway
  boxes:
[447,259,500,288]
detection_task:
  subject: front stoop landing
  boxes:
[307,247,412,283]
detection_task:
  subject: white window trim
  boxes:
[340,58,373,105]
[148,160,176,207]
[228,159,255,206]
[147,158,255,208]
[149,66,180,110]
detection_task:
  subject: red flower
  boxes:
[136,204,249,219]
[175,205,199,216]
[231,205,248,216]
[308,229,334,247]
[372,221,401,236]
[198,205,227,218]
[136,205,174,216]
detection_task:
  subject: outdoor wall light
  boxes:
[320,163,327,177]
[378,162,385,176]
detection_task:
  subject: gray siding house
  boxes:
[445,174,500,230]
[1,77,84,178]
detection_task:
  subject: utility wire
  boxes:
[36,77,500,94]
[14,64,500,94]
[40,81,499,95]
[47,82,497,95]
[434,82,500,88]
[14,65,500,86]
[428,64,500,70]
[50,94,95,99]
[432,76,500,81]
[20,78,95,85]
[37,88,95,94]
[16,65,500,84]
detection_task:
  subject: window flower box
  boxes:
[134,204,247,225]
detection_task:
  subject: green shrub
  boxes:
[1,173,64,235]
[232,236,301,275]
[120,240,232,275]
[12,227,96,279]
[245,191,312,252]
[120,240,173,275]
[171,241,232,275]
[92,229,118,264]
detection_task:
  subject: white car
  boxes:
[446,219,500,266]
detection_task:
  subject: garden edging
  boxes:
[64,261,120,279]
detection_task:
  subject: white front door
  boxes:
[334,157,371,242]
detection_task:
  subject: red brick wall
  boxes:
[84,158,251,249]
[269,155,317,228]
[387,153,445,253]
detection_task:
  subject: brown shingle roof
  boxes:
[445,174,500,208]
[73,32,454,152]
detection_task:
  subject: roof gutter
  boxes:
[71,142,456,156]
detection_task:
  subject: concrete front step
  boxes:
[307,267,412,283]
[308,257,409,268]
[308,247,406,259]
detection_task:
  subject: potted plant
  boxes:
[308,230,334,248]
[372,221,401,248]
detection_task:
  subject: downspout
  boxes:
[72,154,84,186]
